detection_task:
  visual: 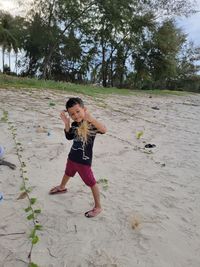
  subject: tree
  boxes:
[177,41,200,78]
[0,11,18,73]
[3,0,199,90]
[131,20,187,89]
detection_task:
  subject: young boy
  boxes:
[49,97,107,218]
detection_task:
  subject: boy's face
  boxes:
[67,104,85,123]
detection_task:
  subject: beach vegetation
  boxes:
[0,0,200,92]
[2,109,42,267]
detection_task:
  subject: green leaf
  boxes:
[103,185,108,190]
[49,101,56,106]
[97,178,108,190]
[97,178,108,184]
[34,209,41,214]
[30,198,37,205]
[136,131,144,139]
[24,206,32,212]
[26,187,32,193]
[20,185,25,191]
[29,262,39,267]
[35,224,43,230]
[27,213,34,220]
[32,235,39,244]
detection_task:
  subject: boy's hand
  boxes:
[84,107,107,134]
[84,108,94,123]
[60,111,70,128]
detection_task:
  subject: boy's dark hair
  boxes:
[66,97,84,110]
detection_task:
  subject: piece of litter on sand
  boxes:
[131,215,142,230]
[151,106,160,110]
[0,145,4,158]
[144,144,156,148]
[0,192,3,202]
[36,126,48,133]
[17,192,28,200]
[0,159,16,169]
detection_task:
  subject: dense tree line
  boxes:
[0,0,200,91]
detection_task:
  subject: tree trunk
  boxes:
[9,51,11,70]
[15,53,18,75]
[101,40,107,87]
[2,46,5,73]
[119,49,129,88]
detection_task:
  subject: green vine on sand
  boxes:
[1,109,42,267]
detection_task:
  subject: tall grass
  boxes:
[0,74,189,96]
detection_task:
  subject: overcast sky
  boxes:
[176,0,200,46]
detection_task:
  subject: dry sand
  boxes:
[0,88,200,267]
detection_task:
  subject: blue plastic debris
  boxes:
[0,192,3,202]
[0,146,4,158]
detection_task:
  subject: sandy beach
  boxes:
[0,88,200,267]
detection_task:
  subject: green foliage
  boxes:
[30,198,37,205]
[25,206,32,213]
[0,11,19,73]
[29,229,36,239]
[20,185,26,191]
[1,0,200,91]
[49,102,56,106]
[0,74,133,96]
[34,209,41,214]
[0,110,8,122]
[32,235,39,244]
[27,213,35,220]
[136,131,144,139]
[4,113,42,266]
[97,178,109,190]
[35,224,43,230]
[29,262,39,267]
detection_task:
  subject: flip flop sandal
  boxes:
[85,208,102,218]
[49,186,67,195]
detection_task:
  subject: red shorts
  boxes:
[65,159,96,187]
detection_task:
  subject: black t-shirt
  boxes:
[64,121,98,166]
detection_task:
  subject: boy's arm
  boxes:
[60,110,75,140]
[89,118,107,134]
[64,126,76,140]
[84,108,107,134]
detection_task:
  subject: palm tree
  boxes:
[0,11,18,73]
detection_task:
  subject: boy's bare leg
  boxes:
[91,183,101,209]
[60,174,70,189]
[49,174,70,194]
[85,183,102,217]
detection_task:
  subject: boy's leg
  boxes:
[49,160,76,194]
[60,174,71,189]
[49,174,70,194]
[85,183,102,218]
[91,183,101,209]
